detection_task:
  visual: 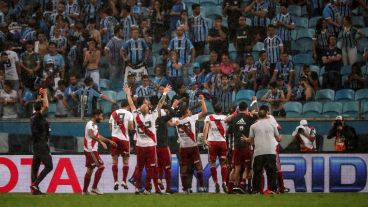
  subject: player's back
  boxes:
[133,110,158,147]
[84,120,99,152]
[175,114,199,148]
[205,114,228,142]
[109,108,133,140]
[230,113,256,148]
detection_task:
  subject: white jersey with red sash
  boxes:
[84,120,99,152]
[109,108,133,141]
[175,114,199,148]
[133,109,158,147]
[204,114,228,142]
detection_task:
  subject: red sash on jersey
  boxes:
[178,124,195,142]
[111,111,127,137]
[135,114,156,142]
[209,115,225,138]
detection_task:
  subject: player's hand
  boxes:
[241,136,248,142]
[101,141,107,150]
[172,99,180,109]
[123,85,131,96]
[110,140,117,147]
[204,139,208,146]
[198,94,204,101]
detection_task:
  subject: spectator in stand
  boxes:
[50,27,67,55]
[1,44,20,90]
[223,0,244,41]
[308,0,324,16]
[189,62,206,87]
[230,63,244,91]
[34,32,49,60]
[169,0,187,33]
[120,5,137,43]
[127,74,139,94]
[254,50,272,90]
[65,0,80,21]
[104,26,124,81]
[43,42,65,81]
[167,50,184,90]
[157,48,169,66]
[83,39,101,86]
[272,51,294,87]
[121,26,149,83]
[208,16,229,57]
[322,35,342,90]
[72,77,115,117]
[87,19,102,48]
[83,0,100,25]
[152,65,169,90]
[235,16,256,65]
[0,81,18,118]
[245,0,269,40]
[134,75,156,101]
[261,81,286,117]
[290,76,314,102]
[201,50,219,75]
[338,0,353,18]
[220,53,233,75]
[19,40,40,91]
[98,7,118,46]
[301,64,320,91]
[292,120,317,152]
[188,3,208,57]
[176,11,190,38]
[327,116,358,152]
[344,62,365,91]
[150,0,166,42]
[168,25,195,84]
[63,74,80,117]
[241,54,256,89]
[264,24,283,71]
[338,16,365,66]
[17,81,35,118]
[54,79,68,118]
[313,18,330,65]
[322,0,341,36]
[205,63,222,95]
[214,74,234,114]
[274,4,295,54]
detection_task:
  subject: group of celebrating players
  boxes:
[81,84,288,195]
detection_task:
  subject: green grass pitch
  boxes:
[2,193,368,207]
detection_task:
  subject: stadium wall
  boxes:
[0,154,367,193]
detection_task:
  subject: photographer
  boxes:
[327,116,358,152]
[292,120,316,152]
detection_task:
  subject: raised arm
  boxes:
[124,85,136,111]
[197,94,207,119]
[203,121,210,145]
[156,85,172,111]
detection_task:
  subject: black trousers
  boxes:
[252,154,277,193]
[31,152,53,185]
[193,42,206,57]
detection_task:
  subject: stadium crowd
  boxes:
[0,0,367,119]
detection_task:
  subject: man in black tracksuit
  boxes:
[30,91,53,195]
[156,99,180,193]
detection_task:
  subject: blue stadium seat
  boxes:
[335,89,355,102]
[289,5,302,16]
[229,43,236,52]
[110,80,124,92]
[315,89,335,102]
[206,6,222,19]
[256,89,268,100]
[295,38,313,53]
[308,16,322,28]
[342,101,359,117]
[293,16,309,29]
[341,65,352,76]
[357,38,368,53]
[360,27,368,36]
[201,0,217,6]
[235,89,255,102]
[352,16,365,28]
[48,103,57,117]
[362,101,368,116]
[284,102,303,117]
[229,51,237,60]
[302,102,323,117]
[293,53,314,65]
[309,65,320,75]
[205,100,215,114]
[355,89,368,102]
[195,55,210,64]
[253,42,265,52]
[291,30,298,40]
[99,79,111,91]
[99,100,113,115]
[116,91,127,101]
[362,65,368,75]
[296,28,315,39]
[167,91,176,100]
[322,102,342,116]
[206,18,213,28]
[102,90,117,102]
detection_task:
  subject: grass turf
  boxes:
[1,193,368,207]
